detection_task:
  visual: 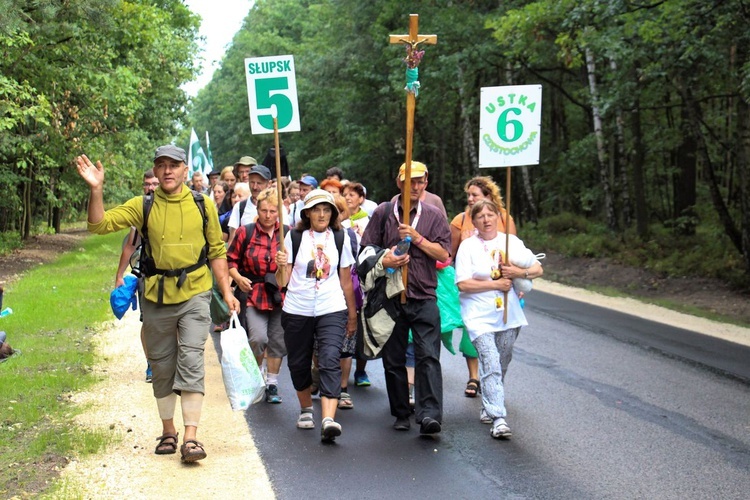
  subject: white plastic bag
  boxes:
[220,312,265,410]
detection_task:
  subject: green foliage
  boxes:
[0,229,22,254]
[0,231,125,498]
[0,0,201,239]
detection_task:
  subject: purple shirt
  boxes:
[361,197,451,300]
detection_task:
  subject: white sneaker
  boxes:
[480,408,493,424]
[491,418,512,439]
[321,417,342,442]
[297,409,314,429]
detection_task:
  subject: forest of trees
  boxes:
[2,0,750,277]
[0,0,200,238]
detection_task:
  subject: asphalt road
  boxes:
[244,294,750,499]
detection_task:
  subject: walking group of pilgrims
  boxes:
[75,145,543,462]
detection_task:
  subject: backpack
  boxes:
[131,190,209,305]
[238,199,250,222]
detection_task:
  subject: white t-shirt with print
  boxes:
[454,233,532,341]
[282,228,355,316]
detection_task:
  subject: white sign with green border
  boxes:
[479,85,542,168]
[245,55,301,134]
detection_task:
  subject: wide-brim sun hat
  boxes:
[302,189,339,218]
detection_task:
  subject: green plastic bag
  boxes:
[210,276,231,326]
[436,266,464,354]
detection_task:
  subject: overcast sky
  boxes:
[182,0,254,97]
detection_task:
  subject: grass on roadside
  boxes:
[0,230,127,498]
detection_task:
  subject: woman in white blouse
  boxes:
[454,199,543,439]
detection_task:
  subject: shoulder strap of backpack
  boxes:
[333,229,344,272]
[290,228,303,264]
[240,222,256,260]
[136,194,155,277]
[191,190,209,259]
[238,199,248,220]
[280,225,289,246]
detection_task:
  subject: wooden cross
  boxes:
[389,14,436,301]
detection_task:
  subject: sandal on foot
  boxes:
[180,439,207,463]
[154,432,178,455]
[465,379,480,398]
[338,392,353,410]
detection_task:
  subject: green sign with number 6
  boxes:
[479,85,542,168]
[245,55,301,134]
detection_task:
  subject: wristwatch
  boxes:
[524,270,529,279]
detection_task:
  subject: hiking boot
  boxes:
[297,408,314,429]
[393,417,411,431]
[480,408,492,424]
[265,384,282,404]
[321,417,341,442]
[419,417,441,435]
[354,370,371,387]
[491,418,512,439]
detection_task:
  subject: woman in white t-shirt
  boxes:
[275,189,357,443]
[454,199,543,440]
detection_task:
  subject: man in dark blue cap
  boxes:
[289,175,318,227]
[227,164,273,245]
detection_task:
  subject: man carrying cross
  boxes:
[359,161,450,434]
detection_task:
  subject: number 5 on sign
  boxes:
[479,85,542,168]
[245,55,301,134]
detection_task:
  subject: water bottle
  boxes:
[0,307,12,318]
[386,236,412,274]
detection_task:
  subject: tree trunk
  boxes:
[610,61,631,227]
[585,48,617,230]
[631,98,649,238]
[680,85,742,252]
[735,42,750,276]
[22,177,31,240]
[672,104,697,235]
[737,97,750,275]
[457,64,478,171]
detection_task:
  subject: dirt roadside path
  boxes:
[57,312,275,499]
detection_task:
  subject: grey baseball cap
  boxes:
[249,165,272,180]
[153,145,187,163]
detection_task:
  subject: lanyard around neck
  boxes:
[394,198,422,229]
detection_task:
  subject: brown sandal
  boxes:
[464,379,480,398]
[180,439,207,463]
[154,432,178,455]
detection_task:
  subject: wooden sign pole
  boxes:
[503,168,512,323]
[389,14,436,302]
[273,117,286,284]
